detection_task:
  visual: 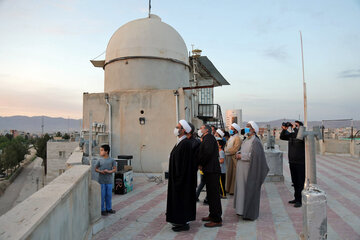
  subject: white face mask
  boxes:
[197,129,203,137]
[174,128,180,137]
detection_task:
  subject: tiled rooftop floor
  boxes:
[93,154,360,240]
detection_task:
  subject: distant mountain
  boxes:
[1,116,358,134]
[243,119,360,129]
[0,116,82,134]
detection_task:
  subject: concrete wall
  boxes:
[319,139,360,157]
[0,163,100,240]
[105,58,189,91]
[46,141,80,184]
[275,138,360,158]
[321,139,349,154]
[83,89,191,173]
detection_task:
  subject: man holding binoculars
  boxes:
[280,120,305,208]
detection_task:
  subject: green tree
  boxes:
[55,132,62,137]
[2,137,29,174]
[5,133,13,141]
[0,153,5,174]
[0,136,10,173]
[35,134,50,175]
[0,136,10,150]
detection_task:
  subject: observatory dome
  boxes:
[104,14,189,91]
[106,14,188,64]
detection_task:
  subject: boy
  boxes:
[95,144,116,216]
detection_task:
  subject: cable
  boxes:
[92,50,106,60]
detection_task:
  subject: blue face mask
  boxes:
[229,129,234,135]
[244,128,250,134]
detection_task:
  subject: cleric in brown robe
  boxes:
[166,120,197,232]
[234,121,269,221]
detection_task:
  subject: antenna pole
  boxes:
[300,31,307,127]
[149,0,151,18]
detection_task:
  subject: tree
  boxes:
[0,154,5,174]
[5,133,13,141]
[2,137,29,174]
[55,132,62,137]
[35,134,50,175]
[0,136,10,150]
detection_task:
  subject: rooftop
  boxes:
[92,154,360,240]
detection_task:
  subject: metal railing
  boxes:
[198,104,224,129]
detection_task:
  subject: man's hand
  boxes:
[236,153,241,159]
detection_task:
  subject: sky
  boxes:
[0,0,359,122]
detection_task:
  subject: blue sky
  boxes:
[0,0,359,121]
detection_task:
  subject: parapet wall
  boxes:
[0,149,101,240]
[278,139,360,158]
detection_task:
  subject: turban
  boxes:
[179,119,191,133]
[231,123,241,132]
[216,129,224,137]
[248,121,259,133]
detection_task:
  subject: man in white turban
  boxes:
[234,121,269,220]
[225,123,242,195]
[166,120,197,231]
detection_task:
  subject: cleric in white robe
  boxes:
[233,121,269,220]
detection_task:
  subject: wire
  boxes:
[92,50,106,60]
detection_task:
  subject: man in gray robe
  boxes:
[234,121,269,221]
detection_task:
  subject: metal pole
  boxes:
[307,134,317,185]
[298,32,327,240]
[300,31,307,128]
[105,94,112,158]
[174,91,179,123]
[89,112,93,166]
[300,31,311,188]
[266,124,271,150]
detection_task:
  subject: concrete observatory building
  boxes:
[84,14,229,172]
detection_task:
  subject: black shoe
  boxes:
[107,209,116,214]
[294,202,302,208]
[101,211,108,216]
[204,221,222,228]
[172,224,190,232]
[288,199,296,204]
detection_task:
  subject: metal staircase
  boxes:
[197,104,225,129]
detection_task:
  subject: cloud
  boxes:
[338,68,360,78]
[263,45,289,62]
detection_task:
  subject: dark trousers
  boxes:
[290,163,305,203]
[220,173,226,197]
[204,172,222,222]
[196,174,206,200]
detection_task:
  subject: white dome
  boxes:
[105,14,188,65]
